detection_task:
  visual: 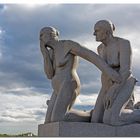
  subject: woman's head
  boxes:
[40,26,59,44]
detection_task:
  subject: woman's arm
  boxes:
[40,41,54,79]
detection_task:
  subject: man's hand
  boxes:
[105,83,120,109]
[110,72,122,84]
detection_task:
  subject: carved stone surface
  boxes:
[39,20,140,137]
[39,26,121,123]
[91,20,140,125]
[38,122,140,137]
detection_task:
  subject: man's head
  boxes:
[40,26,59,44]
[93,20,115,42]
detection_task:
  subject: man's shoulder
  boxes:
[115,37,130,44]
[115,37,131,51]
[97,43,104,51]
[97,43,105,56]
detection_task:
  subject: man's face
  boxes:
[93,25,106,42]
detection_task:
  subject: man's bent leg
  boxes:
[104,76,136,125]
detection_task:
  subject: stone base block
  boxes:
[38,122,140,137]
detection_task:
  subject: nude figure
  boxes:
[91,20,139,125]
[40,25,123,123]
[40,27,80,123]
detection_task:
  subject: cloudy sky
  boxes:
[0,4,140,135]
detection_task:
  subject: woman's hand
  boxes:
[40,40,49,58]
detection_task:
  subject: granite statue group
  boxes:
[39,20,140,126]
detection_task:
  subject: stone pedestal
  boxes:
[38,122,140,137]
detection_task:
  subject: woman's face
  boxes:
[40,29,58,44]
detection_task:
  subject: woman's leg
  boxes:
[51,81,74,122]
[44,91,57,123]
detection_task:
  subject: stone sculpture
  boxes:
[38,20,140,137]
[40,26,121,123]
[91,20,139,125]
[40,20,140,126]
[40,27,80,123]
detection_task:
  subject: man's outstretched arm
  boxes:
[65,40,122,83]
